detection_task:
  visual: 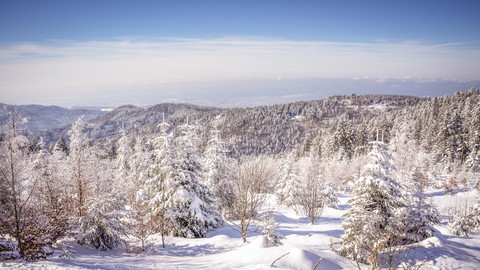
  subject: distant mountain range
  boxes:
[0,103,104,132]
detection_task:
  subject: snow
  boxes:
[366,104,392,112]
[4,191,480,269]
[290,115,305,121]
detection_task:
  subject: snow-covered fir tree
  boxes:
[400,171,439,242]
[323,184,339,209]
[79,193,126,250]
[335,140,404,264]
[467,103,480,170]
[67,117,96,219]
[259,211,284,247]
[115,127,137,204]
[53,135,69,155]
[450,198,480,237]
[329,114,355,160]
[141,117,221,239]
[128,136,149,201]
[202,116,234,213]
[168,120,222,237]
[274,153,300,207]
[80,142,127,250]
[116,127,131,186]
[140,118,175,247]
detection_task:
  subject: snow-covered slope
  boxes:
[4,192,480,270]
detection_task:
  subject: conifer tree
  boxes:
[168,120,221,237]
[450,198,480,237]
[116,127,131,184]
[332,115,355,160]
[141,117,221,239]
[274,153,300,207]
[259,211,284,247]
[115,128,137,204]
[79,140,127,250]
[67,117,95,219]
[401,173,439,242]
[79,193,126,250]
[53,135,69,155]
[467,103,480,170]
[139,117,175,246]
[335,140,404,264]
[202,116,234,213]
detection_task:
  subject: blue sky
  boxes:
[1,0,479,107]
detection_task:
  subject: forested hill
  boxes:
[214,94,427,156]
[5,89,480,171]
[32,93,427,156]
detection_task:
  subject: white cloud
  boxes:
[0,37,479,106]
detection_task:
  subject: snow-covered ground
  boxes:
[3,191,480,270]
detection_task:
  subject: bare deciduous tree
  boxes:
[0,111,56,260]
[0,111,31,259]
[296,157,326,224]
[224,156,275,243]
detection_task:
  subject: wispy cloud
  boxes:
[0,37,479,106]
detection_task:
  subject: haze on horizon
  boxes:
[1,0,479,108]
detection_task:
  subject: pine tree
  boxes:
[274,153,300,207]
[168,121,221,237]
[335,141,404,264]
[67,117,95,219]
[116,127,131,183]
[332,115,355,160]
[323,184,339,209]
[79,193,126,250]
[354,123,370,157]
[202,116,234,213]
[53,135,69,155]
[467,103,480,170]
[401,171,439,242]
[142,118,221,239]
[259,211,284,247]
[450,198,480,237]
[79,143,127,250]
[115,128,136,204]
[139,118,174,246]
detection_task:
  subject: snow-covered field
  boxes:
[3,191,480,270]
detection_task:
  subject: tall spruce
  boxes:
[335,140,404,264]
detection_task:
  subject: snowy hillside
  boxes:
[4,192,480,270]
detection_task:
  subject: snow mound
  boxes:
[275,248,341,270]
